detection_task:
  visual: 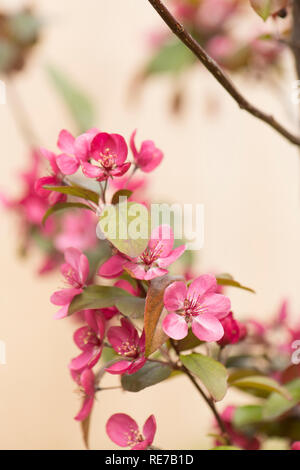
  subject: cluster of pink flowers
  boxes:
[13,125,299,450]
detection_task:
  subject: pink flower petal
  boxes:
[163,281,187,311]
[75,395,94,421]
[105,361,132,375]
[98,254,125,278]
[188,274,217,300]
[148,225,174,257]
[200,293,231,319]
[162,313,188,340]
[106,413,139,447]
[144,267,168,280]
[81,161,104,179]
[127,356,146,374]
[53,304,69,320]
[56,153,79,175]
[143,415,156,445]
[130,129,138,160]
[157,244,186,268]
[124,262,147,280]
[57,129,75,154]
[191,314,224,342]
[50,287,82,306]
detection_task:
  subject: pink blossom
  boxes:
[292,442,300,450]
[54,210,97,253]
[69,310,105,372]
[163,274,231,342]
[72,368,95,421]
[130,130,163,173]
[106,318,146,375]
[217,312,247,347]
[196,0,238,32]
[124,225,185,281]
[50,248,89,319]
[82,132,131,181]
[106,413,156,450]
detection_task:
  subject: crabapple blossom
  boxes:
[50,247,89,319]
[130,129,163,173]
[105,318,146,375]
[69,310,106,373]
[124,225,185,281]
[217,312,247,347]
[162,274,231,342]
[82,132,131,181]
[98,225,185,281]
[106,413,156,450]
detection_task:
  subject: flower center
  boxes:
[65,266,82,288]
[125,427,144,447]
[117,341,138,358]
[99,148,116,171]
[178,297,207,323]
[139,242,163,267]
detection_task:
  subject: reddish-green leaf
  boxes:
[42,202,93,225]
[111,189,133,205]
[216,274,255,293]
[144,275,183,356]
[43,184,99,204]
[249,0,287,21]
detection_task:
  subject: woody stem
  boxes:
[170,339,230,444]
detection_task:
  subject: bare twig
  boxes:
[147,0,300,147]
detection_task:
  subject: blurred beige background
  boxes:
[0,0,299,450]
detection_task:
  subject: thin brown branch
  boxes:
[147,0,300,147]
[170,339,229,443]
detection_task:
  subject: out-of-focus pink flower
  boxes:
[82,132,131,181]
[54,210,97,253]
[72,368,95,421]
[130,130,163,173]
[292,442,300,450]
[196,0,238,32]
[217,312,247,347]
[98,253,126,279]
[110,174,147,193]
[215,406,260,450]
[69,310,105,372]
[124,225,185,280]
[251,38,282,68]
[106,318,146,375]
[163,274,231,342]
[50,248,89,319]
[106,413,156,450]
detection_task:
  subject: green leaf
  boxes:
[68,285,132,315]
[216,274,255,293]
[249,0,287,21]
[174,329,203,352]
[46,65,95,133]
[180,353,228,401]
[230,376,291,400]
[111,189,133,205]
[121,361,172,392]
[43,184,99,205]
[263,379,300,420]
[42,202,93,225]
[115,296,145,319]
[99,201,149,258]
[233,405,263,428]
[146,39,195,75]
[144,275,183,356]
